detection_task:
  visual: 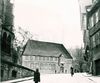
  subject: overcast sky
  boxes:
[14,0,83,49]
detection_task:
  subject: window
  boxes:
[32,56,35,60]
[92,35,96,48]
[97,31,100,45]
[25,61,28,66]
[12,70,17,78]
[2,32,7,52]
[35,56,38,60]
[50,57,53,61]
[39,56,41,60]
[91,37,93,48]
[99,31,100,44]
[30,63,34,68]
[30,56,33,60]
[99,8,100,21]
[89,18,91,29]
[41,57,43,60]
[53,57,55,61]
[91,31,100,48]
[96,10,99,23]
[55,58,57,61]
[43,57,45,60]
[96,33,99,46]
[47,57,49,60]
[7,35,11,54]
[1,70,4,77]
[82,15,87,29]
[91,16,94,27]
[25,56,30,60]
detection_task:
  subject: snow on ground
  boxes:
[18,73,98,83]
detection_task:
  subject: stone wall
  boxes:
[1,59,34,81]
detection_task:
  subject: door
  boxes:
[95,59,100,75]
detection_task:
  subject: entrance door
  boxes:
[95,59,100,75]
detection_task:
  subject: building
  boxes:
[86,0,100,75]
[79,0,100,75]
[78,0,92,73]
[0,0,34,81]
[22,40,72,74]
[78,0,92,52]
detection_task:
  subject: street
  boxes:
[18,73,97,83]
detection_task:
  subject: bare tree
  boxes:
[69,47,85,72]
[74,47,85,72]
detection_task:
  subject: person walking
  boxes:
[70,67,74,76]
[34,69,40,83]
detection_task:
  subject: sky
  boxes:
[14,0,83,49]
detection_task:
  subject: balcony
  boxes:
[89,21,100,36]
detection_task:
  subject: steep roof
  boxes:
[23,40,72,59]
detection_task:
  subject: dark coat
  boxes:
[34,71,40,82]
[70,67,74,75]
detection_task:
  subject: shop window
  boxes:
[12,70,17,78]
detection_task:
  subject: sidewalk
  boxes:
[82,73,100,83]
[1,76,33,83]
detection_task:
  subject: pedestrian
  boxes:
[34,68,40,83]
[70,67,74,76]
[55,70,56,74]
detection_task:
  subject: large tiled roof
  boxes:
[23,40,72,59]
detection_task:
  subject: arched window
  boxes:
[7,35,11,53]
[2,32,7,51]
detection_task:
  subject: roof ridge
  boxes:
[28,39,62,45]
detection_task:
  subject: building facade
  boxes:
[0,0,34,81]
[78,0,93,73]
[79,0,100,75]
[22,40,72,74]
[87,0,100,75]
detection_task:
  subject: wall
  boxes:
[59,54,72,73]
[1,59,34,81]
[22,55,59,74]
